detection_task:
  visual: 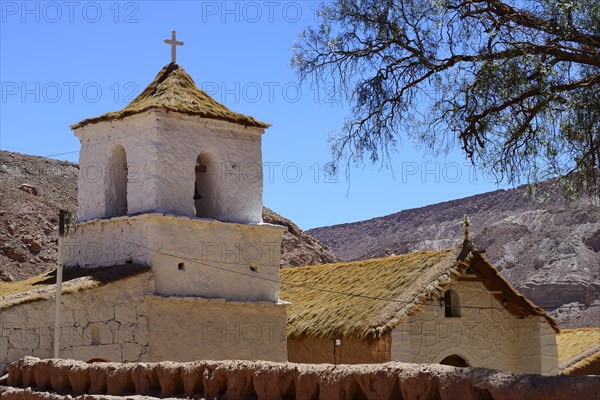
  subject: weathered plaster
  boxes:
[61,214,286,301]
[390,280,559,375]
[74,110,265,224]
[0,273,153,372]
[145,296,287,362]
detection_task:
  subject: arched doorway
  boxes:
[105,145,128,217]
[194,152,217,218]
[440,354,469,367]
[86,358,110,363]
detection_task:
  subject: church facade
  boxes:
[0,58,565,377]
[281,243,560,375]
[1,62,289,371]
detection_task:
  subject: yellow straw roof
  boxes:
[0,264,149,310]
[72,63,269,129]
[281,241,558,340]
[557,328,600,374]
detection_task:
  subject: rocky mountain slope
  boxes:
[0,151,340,282]
[262,208,340,267]
[308,184,600,328]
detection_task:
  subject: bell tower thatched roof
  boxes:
[72,63,269,130]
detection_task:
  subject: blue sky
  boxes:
[1,1,507,229]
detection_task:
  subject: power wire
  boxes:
[73,224,600,313]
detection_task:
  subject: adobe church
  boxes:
[0,34,562,376]
[1,35,289,370]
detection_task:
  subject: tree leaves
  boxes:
[293,0,599,200]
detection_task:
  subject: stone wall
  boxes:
[1,271,288,370]
[3,357,599,400]
[391,280,559,375]
[0,273,153,372]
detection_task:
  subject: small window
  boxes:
[178,262,185,271]
[444,290,461,317]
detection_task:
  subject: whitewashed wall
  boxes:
[0,273,153,372]
[144,215,285,301]
[391,280,559,375]
[61,214,286,302]
[0,272,288,371]
[75,113,160,221]
[74,111,265,224]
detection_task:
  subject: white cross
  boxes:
[164,30,184,63]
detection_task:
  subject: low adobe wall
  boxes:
[3,357,599,400]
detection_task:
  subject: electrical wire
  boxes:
[70,224,600,313]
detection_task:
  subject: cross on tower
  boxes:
[164,30,184,63]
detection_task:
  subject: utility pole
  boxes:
[53,210,66,358]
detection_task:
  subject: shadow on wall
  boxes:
[106,145,128,218]
[194,152,217,218]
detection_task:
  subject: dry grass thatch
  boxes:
[280,241,558,340]
[0,264,150,309]
[557,328,600,372]
[281,249,452,340]
[71,63,269,129]
[562,351,600,375]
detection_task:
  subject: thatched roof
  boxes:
[280,241,558,340]
[557,328,600,374]
[71,63,269,129]
[0,264,150,309]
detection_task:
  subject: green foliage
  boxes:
[293,0,599,200]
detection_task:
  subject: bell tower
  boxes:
[56,33,289,363]
[64,61,286,302]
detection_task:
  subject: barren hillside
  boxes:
[0,151,340,282]
[308,184,600,328]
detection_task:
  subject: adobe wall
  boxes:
[154,112,265,224]
[145,296,287,362]
[0,273,153,373]
[287,334,390,364]
[62,214,286,302]
[74,111,266,224]
[391,280,559,375]
[1,272,288,371]
[4,357,599,400]
[62,216,154,268]
[144,215,285,301]
[75,112,159,221]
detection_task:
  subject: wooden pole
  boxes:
[53,210,66,359]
